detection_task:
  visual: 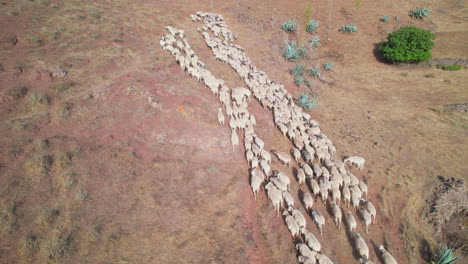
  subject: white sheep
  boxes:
[353,232,369,260]
[265,182,282,215]
[342,185,351,207]
[260,159,270,177]
[231,129,239,148]
[330,201,342,230]
[346,211,357,233]
[302,192,314,212]
[359,180,368,196]
[274,171,291,191]
[291,208,307,229]
[360,198,376,222]
[260,149,271,164]
[282,191,294,210]
[344,156,366,170]
[295,243,316,260]
[308,178,321,197]
[316,253,334,264]
[359,207,372,234]
[271,177,288,192]
[296,168,306,186]
[298,255,315,264]
[359,259,375,264]
[312,163,322,178]
[245,149,254,163]
[302,163,313,178]
[311,210,326,234]
[291,148,301,162]
[272,150,291,168]
[378,245,398,264]
[283,211,300,238]
[301,228,321,252]
[250,169,264,199]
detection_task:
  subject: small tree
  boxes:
[379,26,435,63]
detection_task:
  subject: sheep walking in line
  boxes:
[346,211,357,233]
[316,253,334,264]
[291,148,301,162]
[330,201,342,230]
[282,191,295,210]
[302,192,314,212]
[271,150,291,168]
[360,198,377,222]
[353,232,369,261]
[295,243,317,261]
[291,208,307,229]
[296,168,306,186]
[298,255,315,264]
[217,108,225,125]
[265,182,282,215]
[311,210,326,234]
[344,156,366,170]
[378,245,398,264]
[283,211,300,239]
[301,228,321,252]
[359,206,372,234]
[250,169,264,200]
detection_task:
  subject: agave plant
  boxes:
[380,15,389,22]
[306,19,319,33]
[291,64,305,76]
[297,93,318,111]
[306,67,321,79]
[409,8,430,19]
[309,36,320,47]
[431,245,459,264]
[294,75,305,86]
[281,20,298,33]
[339,24,357,33]
[282,41,306,61]
[323,62,334,71]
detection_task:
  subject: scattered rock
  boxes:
[444,103,467,114]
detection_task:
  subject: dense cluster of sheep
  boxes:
[160,11,397,263]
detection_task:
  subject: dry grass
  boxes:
[0,202,18,233]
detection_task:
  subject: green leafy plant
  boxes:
[339,24,357,33]
[306,19,319,33]
[431,244,459,264]
[281,20,298,33]
[297,93,318,111]
[379,26,435,62]
[310,36,320,47]
[323,62,334,70]
[437,64,463,71]
[295,75,305,86]
[291,64,305,76]
[409,8,430,19]
[381,15,389,22]
[282,41,306,61]
[306,67,321,79]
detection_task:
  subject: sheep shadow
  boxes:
[370,239,384,263]
[345,228,363,261]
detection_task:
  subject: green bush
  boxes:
[297,93,318,111]
[282,41,306,61]
[409,8,430,19]
[339,24,357,33]
[437,64,463,71]
[294,75,305,86]
[281,20,298,33]
[431,244,459,264]
[291,64,305,76]
[306,19,319,33]
[306,67,321,79]
[379,26,435,62]
[310,36,320,47]
[323,62,334,71]
[381,15,389,22]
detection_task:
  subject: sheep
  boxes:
[353,232,369,260]
[254,136,264,149]
[349,173,360,187]
[378,245,398,264]
[291,208,307,229]
[319,177,331,203]
[360,198,376,222]
[312,163,322,178]
[308,178,321,197]
[246,149,254,163]
[295,243,316,260]
[359,207,372,234]
[351,190,361,211]
[265,182,282,215]
[271,150,291,168]
[301,228,321,252]
[359,180,368,196]
[260,159,270,178]
[297,255,315,264]
[260,149,271,164]
[342,185,351,207]
[301,148,313,163]
[346,211,357,233]
[321,167,330,179]
[250,169,264,199]
[359,259,375,264]
[251,156,259,169]
[344,156,365,170]
[296,168,306,186]
[330,201,342,230]
[282,191,294,210]
[291,148,301,162]
[302,192,314,212]
[283,211,300,238]
[251,142,261,156]
[274,171,291,190]
[271,177,288,192]
[311,210,326,234]
[316,253,334,264]
[302,163,313,177]
[231,130,239,147]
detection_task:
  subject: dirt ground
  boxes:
[0,0,466,263]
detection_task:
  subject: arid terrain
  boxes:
[0,0,466,263]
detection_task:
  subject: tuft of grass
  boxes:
[8,86,28,99]
[51,82,74,92]
[291,64,305,76]
[1,202,18,233]
[306,19,319,33]
[75,189,89,200]
[40,207,60,227]
[22,234,39,255]
[339,24,357,33]
[296,93,318,111]
[323,62,334,71]
[306,67,321,79]
[309,36,320,47]
[39,139,50,149]
[294,75,305,86]
[282,41,306,61]
[381,15,389,22]
[409,8,430,19]
[58,103,72,119]
[281,20,298,33]
[437,64,463,71]
[7,10,19,16]
[43,230,74,261]
[28,35,43,45]
[29,93,51,105]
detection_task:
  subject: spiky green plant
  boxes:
[409,8,430,19]
[282,41,306,61]
[306,67,321,79]
[310,36,320,47]
[323,62,334,71]
[291,64,305,76]
[339,24,357,33]
[297,93,318,111]
[281,20,298,33]
[381,15,389,22]
[306,19,319,33]
[431,245,459,264]
[295,76,305,86]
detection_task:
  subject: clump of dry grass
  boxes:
[51,82,74,92]
[8,86,28,99]
[0,202,18,233]
[42,229,75,262]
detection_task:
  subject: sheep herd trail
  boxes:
[160,11,398,264]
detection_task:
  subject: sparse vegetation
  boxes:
[437,64,463,71]
[409,8,430,19]
[306,19,319,34]
[296,93,318,111]
[306,67,321,79]
[7,10,19,16]
[58,103,72,119]
[1,202,18,233]
[29,93,51,105]
[76,189,89,200]
[51,82,74,92]
[40,0,52,6]
[379,26,435,62]
[339,24,357,33]
[431,244,459,264]
[8,86,28,99]
[291,64,305,76]
[310,36,320,47]
[294,75,305,86]
[44,230,74,261]
[381,15,389,22]
[281,20,298,33]
[282,41,306,61]
[323,62,334,71]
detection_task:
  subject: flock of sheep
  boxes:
[160,11,397,264]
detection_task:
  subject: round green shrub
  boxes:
[379,26,435,63]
